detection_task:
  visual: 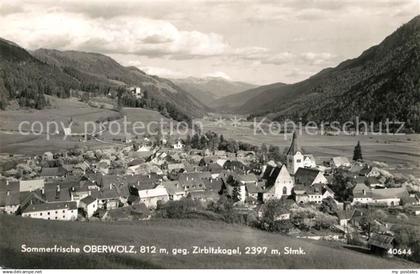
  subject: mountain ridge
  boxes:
[221,15,420,131]
[171,76,257,106]
[0,40,207,120]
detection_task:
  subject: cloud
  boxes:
[230,47,337,66]
[0,2,23,15]
[139,66,188,78]
[203,71,231,80]
[0,11,228,59]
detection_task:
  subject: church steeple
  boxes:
[286,131,302,156]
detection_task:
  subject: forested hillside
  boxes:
[0,39,207,122]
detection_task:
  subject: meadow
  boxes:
[0,98,171,155]
[0,215,418,269]
[201,119,420,177]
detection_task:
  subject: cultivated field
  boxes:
[0,215,418,269]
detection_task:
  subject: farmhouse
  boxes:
[70,180,99,206]
[42,152,54,161]
[352,183,373,204]
[162,181,186,201]
[352,183,408,206]
[370,187,409,206]
[330,157,351,169]
[138,185,169,208]
[337,209,355,227]
[22,201,77,221]
[294,183,334,204]
[79,196,98,218]
[366,167,382,178]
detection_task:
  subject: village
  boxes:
[0,130,419,261]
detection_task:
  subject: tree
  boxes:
[353,141,363,161]
[261,143,268,154]
[319,197,338,215]
[231,186,241,202]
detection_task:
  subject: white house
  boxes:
[370,187,408,206]
[129,86,142,99]
[79,196,98,218]
[352,184,408,206]
[330,157,351,169]
[294,183,334,204]
[162,181,185,201]
[42,152,54,161]
[352,183,373,205]
[138,185,169,208]
[366,167,381,178]
[173,140,184,150]
[22,202,78,221]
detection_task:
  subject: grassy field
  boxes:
[0,98,171,154]
[0,215,418,269]
[0,96,118,133]
[201,119,420,177]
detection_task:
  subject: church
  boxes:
[286,132,316,175]
[258,132,317,201]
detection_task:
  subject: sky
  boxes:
[0,0,419,85]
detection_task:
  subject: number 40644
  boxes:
[388,248,412,256]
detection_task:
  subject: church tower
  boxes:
[286,132,304,175]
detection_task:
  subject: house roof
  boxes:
[40,167,65,177]
[246,183,264,194]
[237,173,257,183]
[162,181,185,195]
[331,157,351,167]
[261,165,281,185]
[80,195,96,205]
[368,233,394,250]
[206,163,224,173]
[19,179,46,193]
[44,181,73,202]
[353,183,372,198]
[23,201,77,213]
[179,172,211,183]
[307,183,334,195]
[223,160,248,171]
[138,186,168,198]
[19,190,46,206]
[371,187,409,200]
[295,168,321,186]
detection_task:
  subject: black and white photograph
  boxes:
[0,0,419,271]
